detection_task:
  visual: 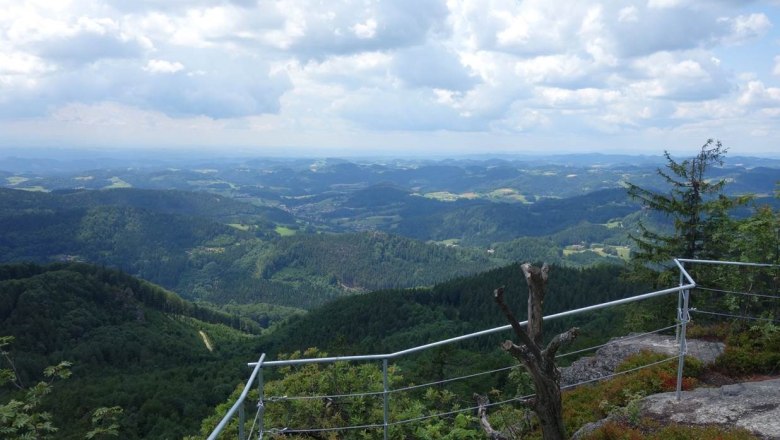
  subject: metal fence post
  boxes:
[238,401,245,440]
[676,268,684,342]
[675,287,690,401]
[383,358,389,440]
[258,366,265,439]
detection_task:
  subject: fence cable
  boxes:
[246,404,261,440]
[695,286,780,300]
[556,323,679,359]
[691,309,780,324]
[262,354,680,434]
[264,323,680,404]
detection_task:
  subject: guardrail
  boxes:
[208,258,779,439]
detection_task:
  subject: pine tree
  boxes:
[626,139,748,284]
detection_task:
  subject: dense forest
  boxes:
[0,263,265,438]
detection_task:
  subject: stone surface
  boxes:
[561,333,725,387]
[641,379,780,439]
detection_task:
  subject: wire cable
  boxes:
[263,324,681,404]
[555,323,680,359]
[246,404,261,440]
[560,355,679,390]
[265,422,385,435]
[692,309,780,324]
[389,364,520,394]
[695,286,780,300]
[262,355,680,434]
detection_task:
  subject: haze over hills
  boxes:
[1,154,778,325]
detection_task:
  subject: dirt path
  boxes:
[198,330,214,352]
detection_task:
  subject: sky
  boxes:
[1,0,780,157]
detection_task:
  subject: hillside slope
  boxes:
[0,262,259,439]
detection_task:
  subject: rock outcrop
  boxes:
[563,333,780,439]
[561,333,724,387]
[642,379,780,439]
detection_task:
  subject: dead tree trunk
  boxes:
[492,263,578,440]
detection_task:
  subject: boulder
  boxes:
[561,333,724,387]
[641,379,780,439]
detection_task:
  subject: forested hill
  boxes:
[0,186,294,226]
[259,262,647,359]
[0,187,506,321]
[0,262,260,439]
[307,186,640,245]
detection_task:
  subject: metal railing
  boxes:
[208,258,779,439]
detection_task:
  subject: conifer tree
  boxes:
[626,139,747,284]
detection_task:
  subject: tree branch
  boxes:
[474,394,509,440]
[494,287,541,361]
[543,327,579,361]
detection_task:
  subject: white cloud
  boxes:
[774,56,780,76]
[143,59,185,74]
[737,80,780,107]
[352,18,377,39]
[721,13,772,44]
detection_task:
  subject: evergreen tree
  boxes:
[626,140,747,284]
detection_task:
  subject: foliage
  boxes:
[559,351,702,437]
[1,335,122,440]
[0,263,259,439]
[626,140,749,284]
[85,406,123,439]
[582,421,758,440]
[195,348,484,439]
[713,321,780,376]
[0,335,70,439]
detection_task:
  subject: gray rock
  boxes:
[561,333,724,387]
[641,379,780,439]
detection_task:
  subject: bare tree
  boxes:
[488,263,579,440]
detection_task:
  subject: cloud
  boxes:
[391,44,478,91]
[720,13,772,44]
[335,87,485,131]
[629,51,732,101]
[737,80,780,108]
[266,0,450,58]
[20,17,147,66]
[143,59,185,74]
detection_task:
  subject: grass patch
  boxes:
[5,176,29,185]
[487,188,531,203]
[17,186,48,192]
[275,226,297,237]
[104,176,132,189]
[424,191,460,202]
[228,223,251,231]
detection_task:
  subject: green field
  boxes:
[5,176,29,185]
[104,176,132,189]
[275,225,297,236]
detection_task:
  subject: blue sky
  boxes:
[1,0,779,157]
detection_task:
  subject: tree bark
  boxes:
[493,263,578,440]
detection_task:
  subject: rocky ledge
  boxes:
[561,333,724,387]
[641,379,780,439]
[563,333,780,439]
